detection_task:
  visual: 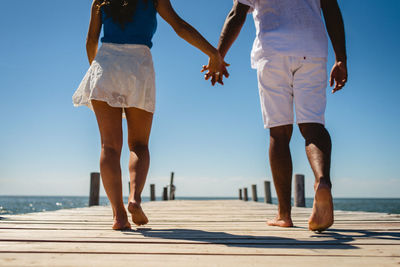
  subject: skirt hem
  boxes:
[73,97,155,116]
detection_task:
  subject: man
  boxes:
[208,0,347,231]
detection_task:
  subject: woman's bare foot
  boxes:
[267,215,293,227]
[112,218,131,230]
[128,202,149,226]
[112,209,131,230]
[308,183,334,232]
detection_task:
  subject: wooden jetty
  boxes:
[0,200,400,266]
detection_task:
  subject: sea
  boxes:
[0,196,399,216]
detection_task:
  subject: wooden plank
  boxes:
[0,254,399,267]
[0,237,399,245]
[0,229,398,241]
[4,212,399,221]
[1,242,400,257]
[1,223,400,232]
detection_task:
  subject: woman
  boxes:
[73,0,228,230]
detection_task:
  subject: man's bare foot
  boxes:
[308,183,334,232]
[128,202,149,226]
[267,216,293,227]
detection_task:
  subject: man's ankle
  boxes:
[315,177,332,189]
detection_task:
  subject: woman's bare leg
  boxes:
[125,107,153,226]
[92,100,131,230]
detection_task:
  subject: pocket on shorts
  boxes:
[301,57,328,84]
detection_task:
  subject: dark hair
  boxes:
[99,0,156,29]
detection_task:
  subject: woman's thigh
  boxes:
[124,107,153,148]
[92,100,123,150]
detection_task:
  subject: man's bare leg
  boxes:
[267,125,294,227]
[125,107,153,226]
[299,123,334,232]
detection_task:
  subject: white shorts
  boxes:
[257,55,327,128]
[73,43,156,116]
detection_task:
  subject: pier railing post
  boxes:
[163,187,168,201]
[264,181,272,204]
[251,184,258,202]
[169,172,175,200]
[89,172,100,207]
[243,188,248,201]
[294,174,305,207]
[150,184,156,201]
[239,189,243,200]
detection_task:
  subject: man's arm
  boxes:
[321,0,348,93]
[204,1,250,85]
[218,1,250,58]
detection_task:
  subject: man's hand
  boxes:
[330,61,347,93]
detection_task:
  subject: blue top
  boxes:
[101,0,157,48]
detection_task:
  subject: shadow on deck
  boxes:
[121,228,399,249]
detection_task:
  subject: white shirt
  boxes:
[237,0,329,68]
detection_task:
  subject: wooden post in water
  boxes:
[169,172,175,200]
[239,189,243,200]
[89,172,100,207]
[294,174,305,207]
[251,184,258,202]
[264,181,272,204]
[162,187,168,201]
[150,184,156,201]
[243,188,248,201]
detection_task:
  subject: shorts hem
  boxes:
[296,119,325,126]
[264,120,294,129]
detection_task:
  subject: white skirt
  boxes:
[73,43,156,115]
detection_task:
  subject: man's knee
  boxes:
[298,123,327,140]
[270,124,293,143]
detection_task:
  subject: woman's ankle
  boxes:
[113,206,127,217]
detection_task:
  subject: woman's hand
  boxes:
[201,51,230,86]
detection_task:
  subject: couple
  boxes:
[73,0,347,232]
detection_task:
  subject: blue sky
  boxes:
[0,0,399,198]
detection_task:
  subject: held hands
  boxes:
[330,60,348,93]
[201,51,230,86]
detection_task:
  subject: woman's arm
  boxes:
[86,0,102,65]
[156,0,228,83]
